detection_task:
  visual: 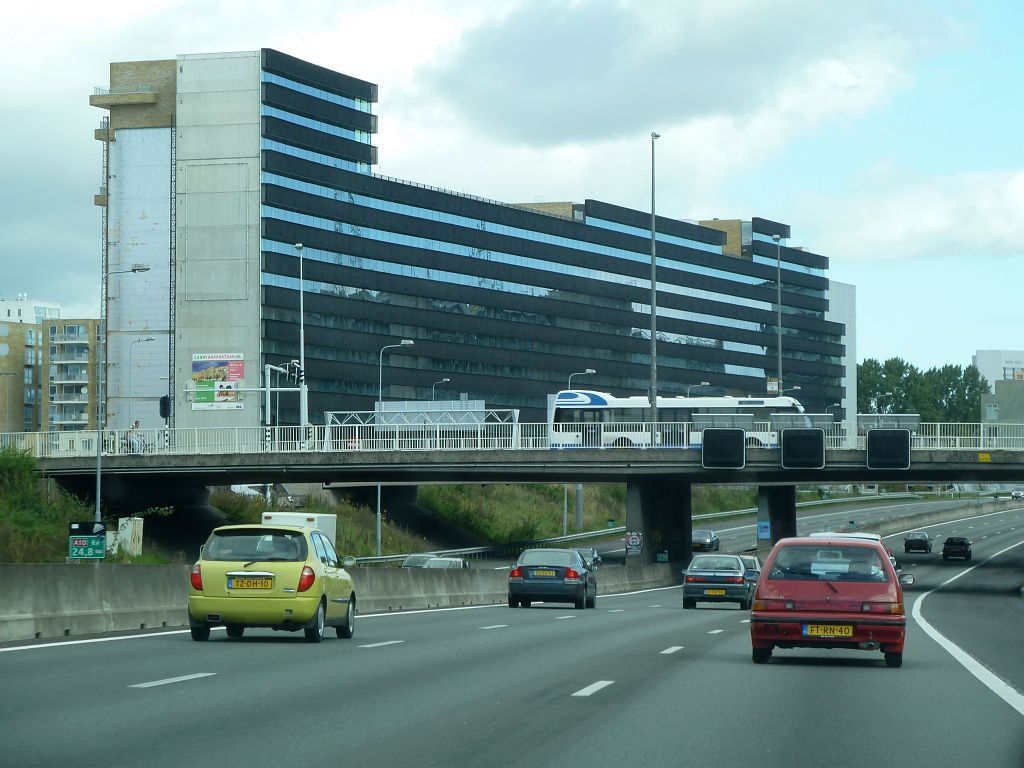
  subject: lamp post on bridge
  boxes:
[431,377,450,401]
[568,368,595,389]
[376,339,415,557]
[95,263,150,524]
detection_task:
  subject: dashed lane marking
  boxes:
[358,640,405,648]
[572,681,614,697]
[129,673,216,689]
[479,625,508,630]
[660,646,685,655]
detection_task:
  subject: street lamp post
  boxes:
[568,368,595,389]
[782,386,801,396]
[127,336,155,427]
[687,381,710,397]
[772,234,783,393]
[376,339,415,556]
[431,377,450,401]
[294,243,308,429]
[649,131,660,436]
[95,263,150,523]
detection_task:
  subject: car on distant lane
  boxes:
[683,554,758,610]
[423,556,470,569]
[508,548,597,609]
[739,554,763,577]
[942,536,972,561]
[188,524,356,643]
[904,531,932,553]
[401,553,439,568]
[692,529,720,551]
[575,546,603,570]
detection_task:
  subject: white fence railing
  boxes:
[5,422,1024,460]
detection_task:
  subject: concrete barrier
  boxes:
[0,562,680,643]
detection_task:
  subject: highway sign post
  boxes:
[68,521,106,560]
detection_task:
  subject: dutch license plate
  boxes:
[228,577,273,590]
[532,569,556,577]
[803,624,853,638]
[704,588,727,596]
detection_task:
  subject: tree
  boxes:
[858,358,988,421]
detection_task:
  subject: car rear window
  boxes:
[690,556,742,571]
[519,550,574,567]
[204,529,307,562]
[768,545,889,582]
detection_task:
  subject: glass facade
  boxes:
[256,54,845,423]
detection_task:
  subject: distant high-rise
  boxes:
[91,49,848,430]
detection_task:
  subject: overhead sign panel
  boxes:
[701,428,746,469]
[866,428,911,470]
[781,428,826,469]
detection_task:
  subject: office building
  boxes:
[90,49,848,428]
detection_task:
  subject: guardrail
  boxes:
[7,422,1024,459]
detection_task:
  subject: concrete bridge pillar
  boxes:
[626,478,691,565]
[757,485,797,543]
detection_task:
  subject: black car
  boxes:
[508,548,598,609]
[692,529,720,551]
[942,536,972,561]
[904,531,932,553]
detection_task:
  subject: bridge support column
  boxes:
[758,485,797,544]
[626,478,691,565]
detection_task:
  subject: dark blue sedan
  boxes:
[508,548,597,609]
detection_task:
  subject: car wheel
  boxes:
[682,598,696,609]
[305,601,326,643]
[575,594,586,610]
[520,600,531,608]
[739,596,751,610]
[884,651,903,668]
[904,546,911,554]
[965,553,972,561]
[190,625,210,642]
[752,647,772,664]
[336,597,355,639]
[225,624,244,639]
[508,595,519,608]
[586,590,596,609]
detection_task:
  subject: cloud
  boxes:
[807,168,1024,264]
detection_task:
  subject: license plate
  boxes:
[228,577,273,590]
[704,588,727,596]
[803,624,853,638]
[532,569,556,577]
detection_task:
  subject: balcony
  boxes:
[89,84,157,108]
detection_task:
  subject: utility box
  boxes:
[261,512,337,547]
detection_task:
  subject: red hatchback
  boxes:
[750,536,915,667]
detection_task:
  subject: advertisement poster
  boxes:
[192,353,244,410]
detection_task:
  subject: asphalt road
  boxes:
[2,507,1022,767]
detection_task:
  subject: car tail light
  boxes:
[685,575,704,583]
[509,566,522,579]
[727,576,744,584]
[297,565,316,592]
[862,601,904,615]
[753,599,794,611]
[564,568,581,582]
[190,563,203,591]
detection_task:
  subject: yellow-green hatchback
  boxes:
[188,524,357,643]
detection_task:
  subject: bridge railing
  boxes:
[9,421,1024,459]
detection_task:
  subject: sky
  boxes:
[2,0,1022,372]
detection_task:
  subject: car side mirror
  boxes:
[342,555,356,568]
[743,569,759,581]
[899,573,915,586]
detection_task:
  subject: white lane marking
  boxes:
[479,625,508,630]
[708,629,725,634]
[608,609,625,613]
[660,646,685,655]
[739,619,750,624]
[358,640,405,648]
[129,672,216,689]
[555,615,576,620]
[648,604,662,608]
[912,539,1024,718]
[572,680,614,697]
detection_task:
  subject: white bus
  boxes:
[548,389,806,449]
